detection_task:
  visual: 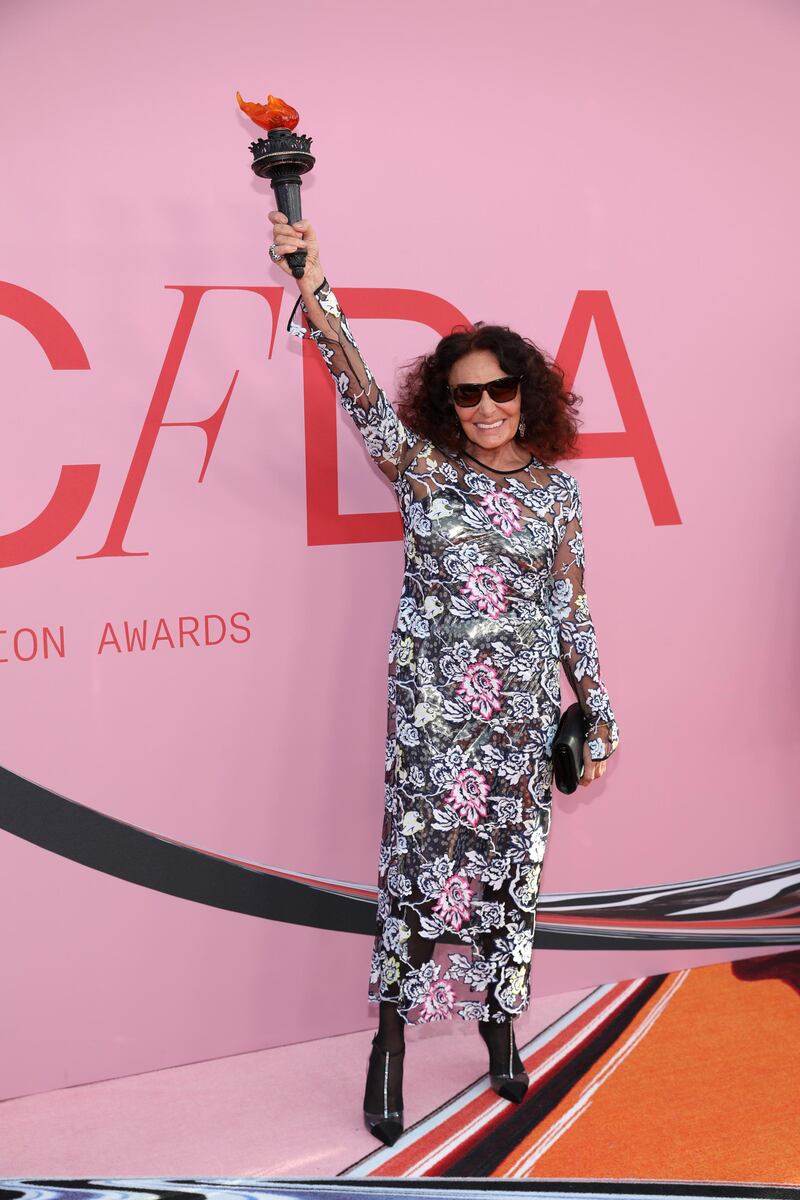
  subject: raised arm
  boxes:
[268,211,420,483]
[549,472,620,762]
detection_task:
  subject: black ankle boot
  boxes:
[363,1034,405,1145]
[478,1018,529,1104]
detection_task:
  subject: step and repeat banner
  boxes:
[1,0,798,1100]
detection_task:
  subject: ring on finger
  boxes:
[268,244,284,263]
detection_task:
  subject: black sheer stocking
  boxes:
[478,1004,525,1078]
[376,1000,405,1053]
[363,1001,406,1121]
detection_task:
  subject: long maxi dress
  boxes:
[288,277,620,1026]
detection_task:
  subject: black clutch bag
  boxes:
[552,702,588,794]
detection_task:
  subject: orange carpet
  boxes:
[496,958,799,1181]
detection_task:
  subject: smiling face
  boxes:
[448,349,522,451]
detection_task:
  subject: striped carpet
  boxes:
[345,950,800,1182]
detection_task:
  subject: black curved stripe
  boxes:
[0,764,379,935]
[1,764,797,950]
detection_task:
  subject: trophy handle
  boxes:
[271,178,307,279]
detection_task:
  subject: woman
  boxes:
[268,210,620,1147]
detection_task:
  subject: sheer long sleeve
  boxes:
[549,473,620,761]
[287,277,421,482]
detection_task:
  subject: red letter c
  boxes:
[0,283,100,567]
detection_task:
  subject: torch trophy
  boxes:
[236,91,315,279]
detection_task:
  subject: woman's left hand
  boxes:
[579,742,608,786]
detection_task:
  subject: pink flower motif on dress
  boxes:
[433,873,473,932]
[457,660,503,720]
[445,767,490,827]
[460,565,508,619]
[479,490,523,537]
[419,977,456,1022]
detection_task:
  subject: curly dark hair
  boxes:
[395,321,583,465]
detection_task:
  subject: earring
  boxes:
[518,414,526,438]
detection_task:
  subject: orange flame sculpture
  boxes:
[235,91,299,132]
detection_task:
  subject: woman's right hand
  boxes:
[267,210,324,291]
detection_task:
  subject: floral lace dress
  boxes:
[289,277,620,1025]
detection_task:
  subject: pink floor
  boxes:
[0,987,594,1178]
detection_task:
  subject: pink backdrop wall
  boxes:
[1,0,798,1100]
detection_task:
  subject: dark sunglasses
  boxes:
[448,374,525,407]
